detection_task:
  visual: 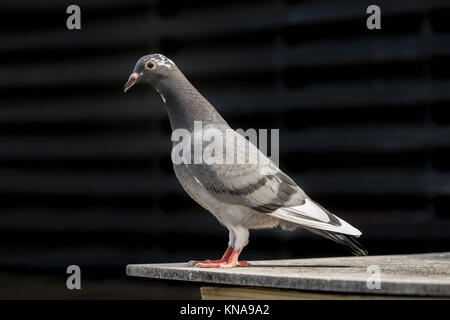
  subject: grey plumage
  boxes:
[124,54,367,265]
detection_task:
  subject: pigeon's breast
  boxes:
[173,163,231,222]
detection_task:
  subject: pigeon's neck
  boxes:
[153,69,227,131]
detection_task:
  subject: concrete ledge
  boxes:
[126,252,450,297]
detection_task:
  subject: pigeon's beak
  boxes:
[124,72,141,92]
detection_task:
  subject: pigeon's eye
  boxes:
[145,60,156,70]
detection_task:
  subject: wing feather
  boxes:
[188,129,307,212]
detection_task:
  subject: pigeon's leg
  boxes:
[195,227,250,268]
[187,230,236,265]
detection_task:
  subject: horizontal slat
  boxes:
[0,94,164,123]
[0,0,153,10]
[0,169,446,195]
[0,209,221,234]
[0,17,159,53]
[212,79,450,111]
[0,169,178,195]
[0,55,136,87]
[287,0,450,26]
[294,170,435,195]
[281,126,450,152]
[0,132,170,159]
[285,35,450,67]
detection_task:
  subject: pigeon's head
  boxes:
[124,54,175,92]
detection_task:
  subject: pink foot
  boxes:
[188,259,225,265]
[194,260,249,268]
[192,248,250,269]
[188,246,233,266]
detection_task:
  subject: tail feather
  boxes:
[306,227,368,256]
[268,199,367,255]
[270,201,362,236]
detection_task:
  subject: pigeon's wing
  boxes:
[188,128,305,211]
[188,129,362,236]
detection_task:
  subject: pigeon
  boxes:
[124,53,367,268]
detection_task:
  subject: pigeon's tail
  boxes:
[269,199,363,237]
[305,228,368,256]
[268,199,367,255]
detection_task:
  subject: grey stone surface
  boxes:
[126,252,450,296]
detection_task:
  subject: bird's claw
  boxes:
[188,260,208,265]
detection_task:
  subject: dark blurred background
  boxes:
[1,0,449,299]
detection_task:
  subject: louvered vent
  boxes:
[1,0,449,275]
